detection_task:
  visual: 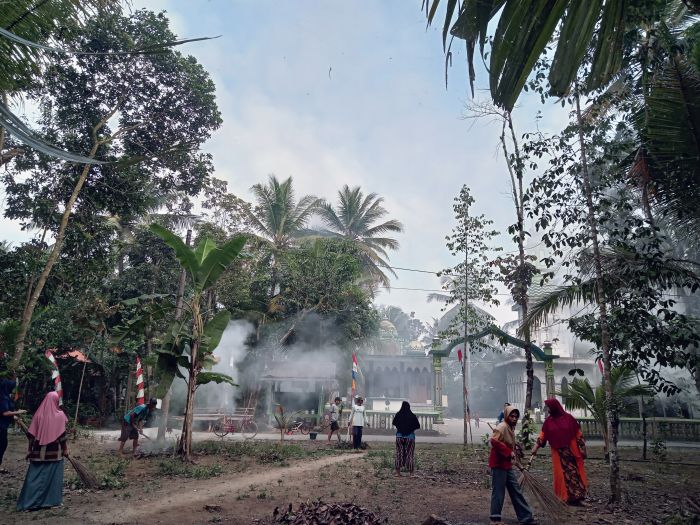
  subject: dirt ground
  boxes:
[1,430,699,525]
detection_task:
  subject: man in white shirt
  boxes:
[348,396,366,450]
[327,397,343,442]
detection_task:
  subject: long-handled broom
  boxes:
[15,417,100,489]
[516,458,572,523]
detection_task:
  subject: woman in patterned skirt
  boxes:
[392,401,420,477]
[530,398,588,505]
[17,391,69,511]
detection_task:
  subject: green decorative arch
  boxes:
[429,324,558,362]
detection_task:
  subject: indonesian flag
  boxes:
[135,356,145,406]
[44,349,63,406]
[597,358,604,375]
[351,353,358,394]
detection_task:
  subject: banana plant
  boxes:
[116,225,245,459]
[149,224,245,459]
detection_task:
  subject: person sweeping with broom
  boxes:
[118,397,157,457]
[529,398,588,505]
[16,391,69,511]
[488,405,537,525]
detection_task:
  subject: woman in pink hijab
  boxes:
[17,391,70,511]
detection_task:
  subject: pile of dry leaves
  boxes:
[266,501,387,524]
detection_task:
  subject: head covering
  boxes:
[392,401,420,435]
[0,378,15,397]
[492,405,519,448]
[28,391,67,446]
[149,397,158,406]
[542,398,580,449]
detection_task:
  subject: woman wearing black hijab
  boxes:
[392,401,420,476]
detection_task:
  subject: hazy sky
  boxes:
[1,1,569,327]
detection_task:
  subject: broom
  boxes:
[15,417,100,490]
[516,459,572,522]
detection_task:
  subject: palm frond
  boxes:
[522,282,598,334]
[0,102,106,164]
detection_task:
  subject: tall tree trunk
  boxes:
[11,102,119,370]
[158,228,192,441]
[177,292,202,460]
[462,202,472,447]
[177,338,199,460]
[575,91,621,502]
[503,113,534,417]
[12,141,100,369]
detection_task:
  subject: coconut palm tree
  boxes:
[559,367,653,458]
[319,185,403,288]
[247,175,322,251]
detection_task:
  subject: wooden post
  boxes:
[74,359,89,428]
[543,341,556,399]
[125,366,133,413]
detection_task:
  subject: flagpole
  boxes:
[74,338,96,427]
[74,359,88,427]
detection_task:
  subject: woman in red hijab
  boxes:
[530,398,588,505]
[17,391,69,511]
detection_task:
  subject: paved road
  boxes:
[93,417,700,448]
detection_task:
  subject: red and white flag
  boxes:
[457,346,463,363]
[44,349,63,406]
[135,356,145,406]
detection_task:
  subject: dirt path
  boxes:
[91,451,366,524]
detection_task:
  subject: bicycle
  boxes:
[212,415,258,439]
[286,418,312,435]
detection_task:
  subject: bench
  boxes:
[170,407,256,427]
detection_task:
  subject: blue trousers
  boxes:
[352,426,363,449]
[490,467,535,524]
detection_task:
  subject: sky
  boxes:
[1,1,570,328]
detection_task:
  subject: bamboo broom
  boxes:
[516,459,572,523]
[15,417,100,489]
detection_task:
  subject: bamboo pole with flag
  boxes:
[135,356,145,406]
[351,352,358,400]
[44,349,63,406]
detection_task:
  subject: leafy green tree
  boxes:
[202,178,256,235]
[438,185,501,445]
[275,238,379,347]
[319,185,403,288]
[0,1,214,163]
[4,9,221,369]
[465,100,540,415]
[521,76,700,499]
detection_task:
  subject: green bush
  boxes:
[100,458,128,489]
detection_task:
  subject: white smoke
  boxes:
[194,320,255,409]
